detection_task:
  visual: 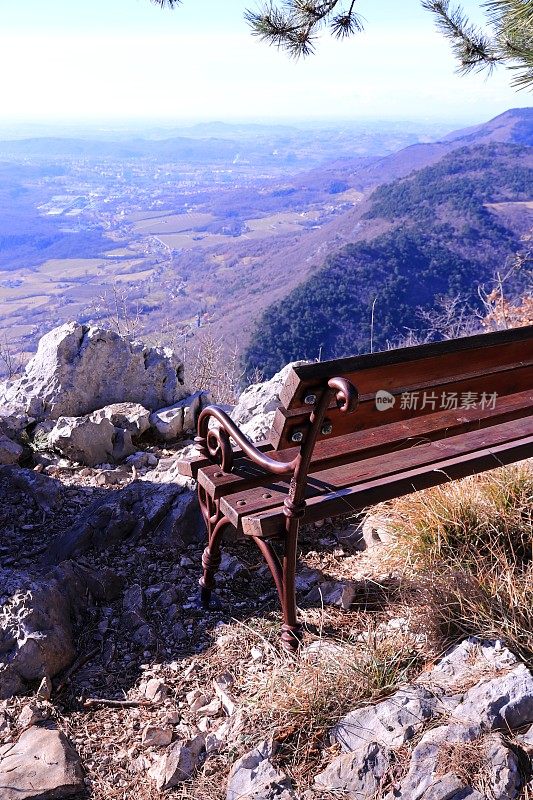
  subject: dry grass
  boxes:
[182,613,422,795]
[388,461,533,666]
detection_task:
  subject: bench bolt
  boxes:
[321,422,333,435]
[291,431,304,443]
[304,394,316,405]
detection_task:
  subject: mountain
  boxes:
[243,140,533,378]
[344,108,533,190]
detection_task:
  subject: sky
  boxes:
[0,0,530,125]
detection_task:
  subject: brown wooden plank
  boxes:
[220,415,533,527]
[175,439,274,479]
[199,388,532,498]
[243,435,533,537]
[279,325,533,410]
[271,363,533,449]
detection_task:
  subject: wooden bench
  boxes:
[178,325,533,652]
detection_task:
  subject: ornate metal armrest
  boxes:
[194,377,358,476]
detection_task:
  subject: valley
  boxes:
[0,111,531,374]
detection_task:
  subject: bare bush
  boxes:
[184,329,243,405]
[0,333,26,380]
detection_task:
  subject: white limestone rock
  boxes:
[226,740,296,800]
[0,433,23,465]
[232,362,306,443]
[314,742,390,798]
[49,414,135,467]
[148,734,205,790]
[91,402,151,436]
[0,321,188,420]
[149,391,211,441]
[0,725,84,799]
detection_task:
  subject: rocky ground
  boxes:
[0,322,532,800]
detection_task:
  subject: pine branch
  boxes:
[150,0,182,7]
[422,0,499,73]
[245,0,363,57]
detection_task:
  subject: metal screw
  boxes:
[304,394,317,405]
[321,422,333,435]
[291,431,304,443]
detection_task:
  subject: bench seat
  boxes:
[177,324,533,652]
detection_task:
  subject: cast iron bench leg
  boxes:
[197,485,227,609]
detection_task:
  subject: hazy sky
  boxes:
[0,0,530,124]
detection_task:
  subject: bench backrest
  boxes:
[270,325,533,451]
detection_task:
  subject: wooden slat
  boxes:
[271,362,533,449]
[242,435,533,538]
[279,325,533,410]
[175,440,273,479]
[198,389,532,498]
[220,415,533,528]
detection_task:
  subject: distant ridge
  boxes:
[349,107,533,189]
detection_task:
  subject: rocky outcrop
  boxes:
[231,362,305,443]
[0,561,123,700]
[91,402,151,436]
[0,725,84,799]
[226,740,296,800]
[0,321,189,420]
[44,476,200,565]
[314,639,533,800]
[49,413,136,466]
[150,391,211,441]
[0,433,23,465]
[148,734,205,790]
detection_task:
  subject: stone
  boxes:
[393,725,521,800]
[314,742,390,798]
[0,725,84,799]
[148,734,205,790]
[196,697,222,717]
[142,724,173,747]
[0,576,75,700]
[0,562,122,700]
[220,552,249,581]
[0,433,23,465]
[149,391,210,441]
[45,480,201,565]
[17,704,47,729]
[213,673,237,716]
[452,663,533,731]
[49,414,135,467]
[0,322,189,420]
[332,686,441,751]
[145,678,169,702]
[294,566,323,592]
[226,740,296,800]
[36,675,53,700]
[91,402,151,436]
[359,512,395,549]
[232,362,306,443]
[305,579,356,610]
[417,638,518,695]
[187,690,210,713]
[0,466,63,514]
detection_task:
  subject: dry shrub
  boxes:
[184,330,243,405]
[196,615,421,785]
[389,462,533,665]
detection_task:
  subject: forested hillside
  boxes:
[244,143,533,378]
